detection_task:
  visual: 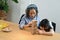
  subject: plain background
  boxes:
[8,0,60,33]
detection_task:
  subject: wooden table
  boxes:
[0,20,60,40]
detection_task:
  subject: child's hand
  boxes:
[38,30,45,35]
[39,30,43,34]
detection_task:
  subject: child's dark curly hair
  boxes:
[40,19,49,27]
[38,19,52,30]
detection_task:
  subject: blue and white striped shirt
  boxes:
[19,14,40,29]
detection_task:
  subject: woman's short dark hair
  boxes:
[26,4,38,18]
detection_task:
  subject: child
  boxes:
[38,19,54,36]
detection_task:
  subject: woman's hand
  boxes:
[28,22,32,26]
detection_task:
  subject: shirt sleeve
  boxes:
[19,17,25,29]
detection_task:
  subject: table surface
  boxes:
[0,20,60,40]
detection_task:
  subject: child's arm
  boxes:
[38,29,54,36]
[43,29,54,36]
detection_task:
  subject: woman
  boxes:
[19,4,40,29]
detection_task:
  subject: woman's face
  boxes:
[29,9,36,18]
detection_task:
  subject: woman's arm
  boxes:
[20,22,31,29]
[23,24,31,29]
[22,21,32,29]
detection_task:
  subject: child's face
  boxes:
[29,9,36,18]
